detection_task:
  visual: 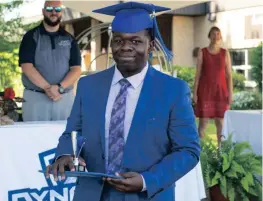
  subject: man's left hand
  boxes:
[46,85,61,101]
[105,172,143,193]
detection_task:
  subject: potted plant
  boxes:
[200,135,262,201]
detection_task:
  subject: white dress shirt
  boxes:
[105,63,149,191]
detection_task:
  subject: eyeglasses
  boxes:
[44,6,62,13]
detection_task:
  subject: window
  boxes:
[236,69,245,76]
[229,50,246,66]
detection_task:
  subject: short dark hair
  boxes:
[208,26,221,38]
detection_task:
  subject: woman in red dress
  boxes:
[194,26,233,145]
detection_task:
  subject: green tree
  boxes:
[232,71,245,92]
[0,0,26,96]
[0,49,23,96]
[250,43,263,92]
[0,0,24,52]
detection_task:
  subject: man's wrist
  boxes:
[60,82,66,88]
[43,84,51,90]
[58,83,65,94]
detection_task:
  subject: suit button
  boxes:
[102,155,105,159]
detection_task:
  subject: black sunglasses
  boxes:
[45,6,62,13]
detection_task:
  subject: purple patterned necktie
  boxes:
[107,78,131,174]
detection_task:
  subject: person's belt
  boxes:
[25,88,70,94]
[25,88,45,93]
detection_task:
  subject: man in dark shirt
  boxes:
[19,0,81,121]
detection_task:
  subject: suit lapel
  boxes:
[97,67,115,156]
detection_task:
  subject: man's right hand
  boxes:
[45,155,86,181]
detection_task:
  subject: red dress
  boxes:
[195,48,229,118]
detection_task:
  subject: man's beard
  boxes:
[43,15,61,27]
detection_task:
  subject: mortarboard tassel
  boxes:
[149,51,153,60]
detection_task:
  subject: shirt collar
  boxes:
[112,62,149,89]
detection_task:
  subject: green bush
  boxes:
[232,71,245,92]
[172,66,245,93]
[231,91,262,110]
[250,43,262,92]
[172,66,196,92]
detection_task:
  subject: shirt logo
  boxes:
[58,40,71,47]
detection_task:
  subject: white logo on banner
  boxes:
[8,148,76,201]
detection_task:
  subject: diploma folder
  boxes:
[38,170,123,179]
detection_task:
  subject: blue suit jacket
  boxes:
[55,66,200,201]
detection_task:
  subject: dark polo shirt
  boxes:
[19,22,81,92]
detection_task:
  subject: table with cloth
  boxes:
[0,121,206,201]
[222,110,262,155]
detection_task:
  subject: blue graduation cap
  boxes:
[93,1,173,61]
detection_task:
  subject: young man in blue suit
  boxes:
[45,2,200,201]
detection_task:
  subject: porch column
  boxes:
[90,18,101,72]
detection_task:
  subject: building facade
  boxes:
[23,1,263,87]
[170,0,263,87]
